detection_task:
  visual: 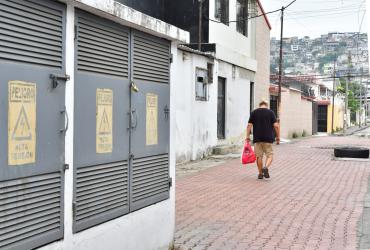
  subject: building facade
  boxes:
[0,1,188,249]
[169,0,272,162]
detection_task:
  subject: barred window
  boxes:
[236,0,248,36]
[215,0,229,25]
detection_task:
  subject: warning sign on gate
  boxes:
[146,93,158,146]
[96,88,113,153]
[8,81,37,165]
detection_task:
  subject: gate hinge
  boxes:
[50,74,70,89]
[63,164,69,171]
[129,154,135,159]
[170,53,173,63]
[164,105,170,119]
[169,177,173,188]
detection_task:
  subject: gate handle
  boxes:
[131,109,138,129]
[60,109,69,133]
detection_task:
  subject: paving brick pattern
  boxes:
[175,136,370,250]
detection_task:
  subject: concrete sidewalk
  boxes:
[175,136,370,250]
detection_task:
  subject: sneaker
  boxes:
[262,167,270,178]
[258,174,263,179]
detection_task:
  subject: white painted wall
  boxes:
[174,51,252,163]
[174,50,218,163]
[208,0,257,70]
[208,0,252,57]
[218,61,251,143]
[38,4,178,250]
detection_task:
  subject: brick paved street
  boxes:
[175,136,370,250]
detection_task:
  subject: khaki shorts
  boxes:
[254,142,273,158]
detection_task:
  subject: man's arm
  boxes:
[273,122,280,145]
[246,123,253,142]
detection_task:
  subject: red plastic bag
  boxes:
[241,141,256,164]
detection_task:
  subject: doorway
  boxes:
[318,105,328,132]
[250,82,254,113]
[217,77,226,139]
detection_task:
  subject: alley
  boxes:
[175,136,370,250]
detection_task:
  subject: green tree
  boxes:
[337,78,363,112]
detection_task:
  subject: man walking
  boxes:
[246,99,280,179]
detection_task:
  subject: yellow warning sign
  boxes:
[8,81,36,165]
[146,93,158,145]
[96,88,113,153]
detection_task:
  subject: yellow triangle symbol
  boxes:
[99,109,110,135]
[12,105,32,141]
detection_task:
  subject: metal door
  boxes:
[270,95,278,117]
[250,81,254,114]
[0,0,66,249]
[130,31,171,211]
[73,10,130,232]
[312,102,318,134]
[318,105,328,132]
[217,77,226,139]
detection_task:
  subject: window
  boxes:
[236,0,248,36]
[195,68,208,101]
[207,63,214,84]
[215,0,229,25]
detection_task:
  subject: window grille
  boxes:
[215,0,229,25]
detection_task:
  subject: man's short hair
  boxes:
[259,99,269,107]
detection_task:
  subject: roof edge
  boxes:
[257,0,272,30]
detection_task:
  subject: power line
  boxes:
[207,0,297,24]
[286,3,364,14]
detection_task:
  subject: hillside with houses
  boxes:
[270,32,368,77]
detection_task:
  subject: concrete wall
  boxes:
[174,50,218,163]
[37,2,184,249]
[254,4,270,109]
[208,0,252,58]
[280,88,313,139]
[174,52,252,163]
[218,61,252,144]
[327,99,345,133]
[208,0,257,70]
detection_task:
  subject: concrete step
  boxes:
[212,144,241,155]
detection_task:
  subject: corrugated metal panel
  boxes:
[0,0,63,68]
[74,161,129,232]
[131,154,169,210]
[0,173,62,250]
[133,32,170,84]
[77,15,129,78]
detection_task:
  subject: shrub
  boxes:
[302,130,307,137]
[292,132,299,138]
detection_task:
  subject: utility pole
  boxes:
[344,52,352,134]
[198,0,203,51]
[277,6,285,121]
[331,59,336,134]
[359,67,363,127]
[367,81,369,124]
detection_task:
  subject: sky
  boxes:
[258,0,368,39]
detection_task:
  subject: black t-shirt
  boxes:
[248,108,277,143]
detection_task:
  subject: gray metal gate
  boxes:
[130,31,171,211]
[73,12,171,231]
[0,0,66,249]
[73,10,131,233]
